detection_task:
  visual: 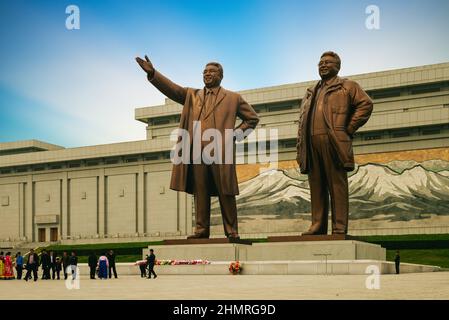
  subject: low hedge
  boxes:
[360,234,449,250]
[43,241,163,257]
[361,240,449,250]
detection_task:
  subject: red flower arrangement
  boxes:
[229,261,242,275]
[155,259,210,265]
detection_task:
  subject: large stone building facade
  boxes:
[1,62,449,244]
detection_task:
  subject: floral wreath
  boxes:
[229,261,242,275]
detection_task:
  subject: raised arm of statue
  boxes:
[136,55,155,78]
[136,55,188,105]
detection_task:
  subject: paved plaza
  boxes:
[1,272,449,300]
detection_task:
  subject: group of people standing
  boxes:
[0,249,119,281]
[87,250,118,280]
[16,249,78,281]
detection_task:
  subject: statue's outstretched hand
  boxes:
[135,55,155,77]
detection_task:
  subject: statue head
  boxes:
[203,62,223,88]
[318,51,341,80]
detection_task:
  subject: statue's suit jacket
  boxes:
[296,76,373,174]
[149,70,259,196]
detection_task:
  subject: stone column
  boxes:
[137,165,145,235]
[98,168,106,236]
[61,172,69,238]
[18,183,25,239]
[24,175,34,242]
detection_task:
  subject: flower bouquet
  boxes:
[172,259,211,265]
[155,259,211,265]
[229,261,242,275]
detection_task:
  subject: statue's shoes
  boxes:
[187,233,209,239]
[301,230,326,236]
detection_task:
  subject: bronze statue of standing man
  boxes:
[136,55,259,239]
[296,51,373,235]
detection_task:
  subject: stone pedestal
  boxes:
[267,234,359,242]
[163,238,252,245]
[136,238,440,275]
[245,240,386,261]
[144,239,385,262]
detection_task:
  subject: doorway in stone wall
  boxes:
[38,228,46,242]
[50,227,58,242]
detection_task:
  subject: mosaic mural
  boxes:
[210,147,449,234]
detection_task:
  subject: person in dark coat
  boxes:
[40,250,51,280]
[24,249,39,282]
[139,256,148,278]
[88,252,97,279]
[15,252,24,280]
[395,250,401,274]
[146,249,157,279]
[49,251,57,280]
[106,250,118,279]
[69,251,78,280]
[54,257,62,280]
[62,251,70,280]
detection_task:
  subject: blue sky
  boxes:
[1,0,449,147]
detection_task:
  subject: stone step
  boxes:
[68,260,440,276]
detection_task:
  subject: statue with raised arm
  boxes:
[136,55,259,239]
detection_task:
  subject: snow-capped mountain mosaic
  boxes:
[210,160,449,231]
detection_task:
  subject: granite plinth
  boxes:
[267,234,359,242]
[144,240,386,262]
[244,240,386,261]
[163,238,252,245]
[245,240,386,261]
